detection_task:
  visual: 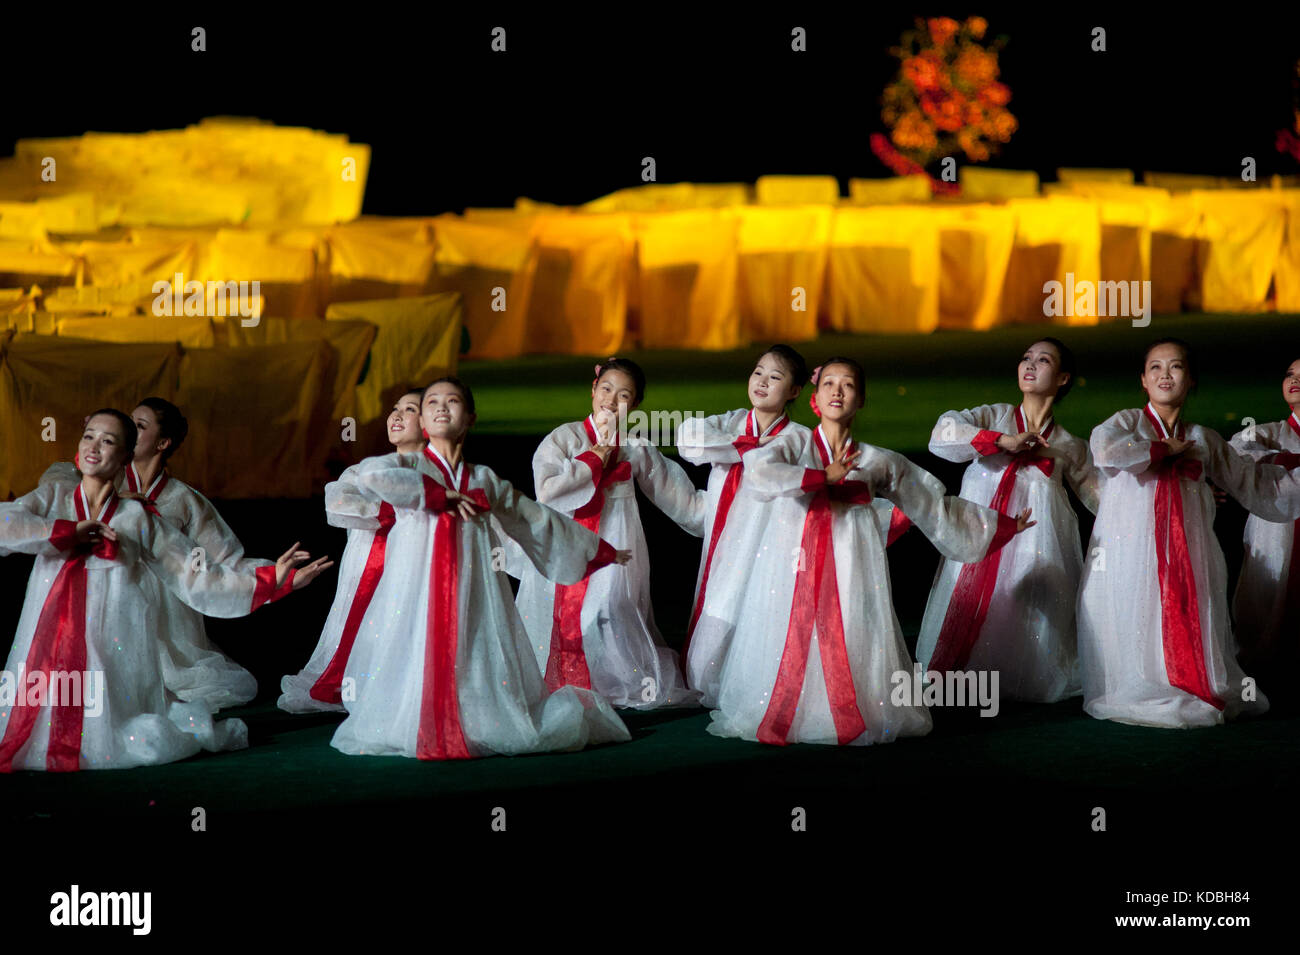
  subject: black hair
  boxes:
[1143,337,1198,393]
[137,396,188,463]
[595,357,646,405]
[759,344,811,401]
[423,376,476,416]
[1025,337,1076,405]
[84,408,138,466]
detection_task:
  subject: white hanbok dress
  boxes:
[40,460,258,710]
[279,453,411,713]
[1229,412,1300,667]
[708,425,1018,746]
[514,416,707,709]
[0,478,291,771]
[329,446,631,759]
[916,404,1100,702]
[1077,405,1300,728]
[677,410,808,706]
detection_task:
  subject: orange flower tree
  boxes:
[872,16,1016,194]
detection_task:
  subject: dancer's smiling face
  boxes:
[1018,340,1069,401]
[1283,359,1300,409]
[1141,344,1192,408]
[591,369,638,421]
[130,404,167,462]
[79,414,132,478]
[421,383,474,442]
[388,391,423,447]
[749,352,799,415]
[817,363,863,425]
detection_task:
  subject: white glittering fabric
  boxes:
[677,408,811,707]
[513,418,706,709]
[707,424,1011,746]
[915,403,1099,702]
[1228,414,1300,664]
[41,461,258,711]
[329,451,631,758]
[1078,407,1300,728]
[278,452,420,714]
[0,477,263,770]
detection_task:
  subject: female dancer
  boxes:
[676,345,811,706]
[279,389,427,713]
[121,397,261,710]
[916,338,1099,703]
[329,378,633,759]
[1078,340,1300,728]
[0,409,330,771]
[1230,358,1300,672]
[514,358,707,709]
[708,358,1033,746]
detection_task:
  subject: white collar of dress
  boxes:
[1014,405,1054,439]
[1144,402,1185,440]
[747,409,788,439]
[424,443,464,488]
[76,481,119,521]
[127,462,168,498]
[815,424,854,466]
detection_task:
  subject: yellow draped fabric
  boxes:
[1195,191,1286,313]
[325,225,435,305]
[0,240,80,290]
[176,340,333,498]
[1275,191,1300,313]
[203,230,320,319]
[734,205,832,342]
[1002,198,1101,325]
[54,315,217,348]
[323,292,461,428]
[524,214,631,355]
[848,176,932,205]
[0,335,179,500]
[222,315,375,426]
[934,205,1017,330]
[1143,172,1221,191]
[827,207,940,333]
[428,216,536,360]
[755,175,841,206]
[635,209,742,349]
[960,168,1040,201]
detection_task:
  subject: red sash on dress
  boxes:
[544,419,631,692]
[415,447,489,760]
[0,484,119,773]
[757,429,869,746]
[1143,406,1221,710]
[310,501,396,705]
[929,408,1054,673]
[682,410,789,663]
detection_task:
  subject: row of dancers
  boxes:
[2,336,1300,770]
